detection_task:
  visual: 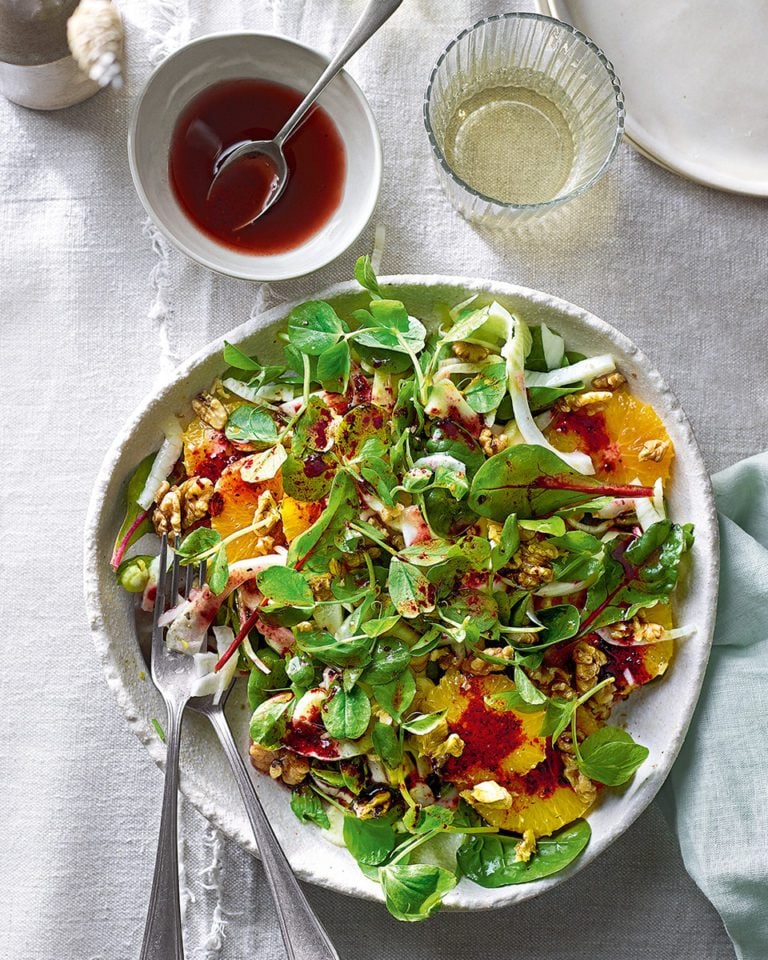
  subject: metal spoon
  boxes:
[208,0,404,228]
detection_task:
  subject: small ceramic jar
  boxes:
[0,0,100,109]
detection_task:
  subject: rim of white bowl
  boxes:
[127,31,383,282]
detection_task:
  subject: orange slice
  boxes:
[418,670,547,780]
[182,417,239,483]
[280,496,323,543]
[546,388,674,486]
[210,458,283,562]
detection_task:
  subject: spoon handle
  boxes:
[274,0,404,147]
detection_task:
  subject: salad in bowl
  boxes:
[112,259,693,921]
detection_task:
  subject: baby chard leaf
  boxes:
[112,453,155,565]
[468,445,653,520]
[457,820,591,887]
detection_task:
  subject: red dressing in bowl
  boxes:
[169,78,346,255]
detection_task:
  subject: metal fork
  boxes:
[141,533,197,960]
[141,537,339,960]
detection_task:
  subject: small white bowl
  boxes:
[128,33,382,282]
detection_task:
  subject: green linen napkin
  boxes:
[659,452,768,960]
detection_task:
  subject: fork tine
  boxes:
[198,560,206,589]
[169,535,181,601]
[151,534,169,660]
[184,563,193,599]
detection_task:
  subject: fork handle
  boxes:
[206,708,339,960]
[140,699,185,960]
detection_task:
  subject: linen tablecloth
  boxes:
[2,1,767,957]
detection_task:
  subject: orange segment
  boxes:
[182,417,240,483]
[418,670,547,780]
[546,388,674,486]
[471,776,593,837]
[280,496,323,543]
[210,458,283,562]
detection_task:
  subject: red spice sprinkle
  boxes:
[597,640,651,691]
[518,747,566,798]
[442,679,524,784]
[550,409,622,474]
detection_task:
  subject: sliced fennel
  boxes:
[524,354,615,389]
[491,301,595,475]
[137,424,183,510]
[540,323,565,371]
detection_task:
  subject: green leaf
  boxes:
[297,629,372,669]
[224,405,278,447]
[248,652,290,709]
[256,566,314,607]
[287,471,356,568]
[207,546,229,594]
[281,451,336,501]
[540,697,576,744]
[490,514,520,572]
[426,420,486,477]
[528,383,585,413]
[322,685,371,740]
[361,615,402,638]
[519,516,567,536]
[335,403,390,461]
[176,526,222,560]
[354,254,382,299]
[351,300,427,354]
[485,691,547,715]
[401,710,447,735]
[576,726,650,786]
[290,785,331,829]
[403,803,455,835]
[464,362,507,414]
[457,820,591,887]
[468,445,613,520]
[388,559,436,619]
[371,722,403,767]
[249,695,292,748]
[363,639,412,685]
[343,814,397,866]
[286,653,315,690]
[287,300,346,356]
[223,340,262,371]
[537,604,580,645]
[317,340,351,392]
[379,863,457,922]
[372,669,416,722]
[112,453,155,563]
[512,666,548,706]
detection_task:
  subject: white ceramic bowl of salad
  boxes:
[84,273,718,914]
